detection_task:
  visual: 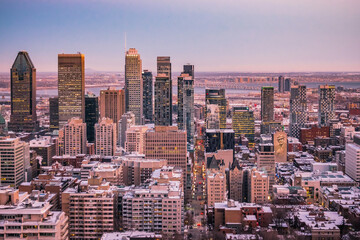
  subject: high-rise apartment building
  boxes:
[205,89,227,129]
[62,117,87,156]
[261,86,274,122]
[177,73,194,144]
[142,70,153,122]
[100,87,125,126]
[206,156,226,207]
[256,142,275,194]
[232,106,255,145]
[0,137,27,187]
[318,85,335,127]
[290,85,307,138]
[145,126,187,180]
[58,53,85,128]
[8,51,38,132]
[125,48,143,125]
[62,179,116,240]
[229,162,251,203]
[250,168,270,204]
[95,117,117,156]
[85,93,99,143]
[125,125,148,154]
[278,75,285,93]
[49,97,59,130]
[118,112,136,148]
[154,74,172,126]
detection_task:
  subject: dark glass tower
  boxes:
[85,94,99,143]
[278,76,285,93]
[177,70,194,144]
[154,74,172,126]
[261,86,274,122]
[205,89,226,129]
[183,64,194,78]
[49,97,59,131]
[232,106,255,144]
[157,57,172,124]
[8,51,38,132]
[142,70,153,123]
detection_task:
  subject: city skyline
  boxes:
[0,0,359,73]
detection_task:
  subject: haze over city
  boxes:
[0,0,360,72]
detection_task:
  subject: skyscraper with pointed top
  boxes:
[125,48,143,125]
[8,51,38,132]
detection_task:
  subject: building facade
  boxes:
[177,73,194,144]
[142,70,153,123]
[85,93,99,143]
[261,86,274,122]
[49,97,59,130]
[125,48,143,125]
[154,74,172,126]
[318,85,335,127]
[205,89,226,129]
[95,117,117,156]
[290,85,307,139]
[232,106,255,145]
[62,118,87,156]
[100,87,125,126]
[9,51,38,132]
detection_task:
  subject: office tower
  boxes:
[345,136,360,182]
[250,168,270,204]
[205,129,235,153]
[154,74,172,126]
[290,85,307,138]
[205,89,227,129]
[85,93,99,143]
[29,136,56,166]
[318,85,335,127]
[0,137,27,187]
[177,73,194,144]
[125,125,148,154]
[125,48,143,125]
[62,180,116,239]
[118,112,136,148]
[261,86,274,122]
[232,106,255,144]
[8,51,37,132]
[206,156,226,207]
[285,78,291,91]
[157,56,172,81]
[63,117,87,156]
[58,53,85,128]
[142,70,153,122]
[0,187,69,240]
[183,64,194,78]
[49,97,59,130]
[278,75,285,93]
[95,117,117,156]
[100,87,125,125]
[145,126,187,180]
[256,140,275,194]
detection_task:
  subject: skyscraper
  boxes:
[125,48,143,125]
[183,64,194,78]
[157,56,172,121]
[232,106,255,144]
[177,73,194,144]
[49,97,59,131]
[118,112,136,148]
[261,86,274,122]
[95,117,117,156]
[290,85,307,138]
[58,53,85,128]
[278,75,285,93]
[284,78,291,91]
[62,117,87,156]
[85,93,99,143]
[142,70,153,123]
[318,85,335,127]
[154,74,172,126]
[256,136,275,194]
[205,89,227,129]
[100,87,125,125]
[8,51,37,132]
